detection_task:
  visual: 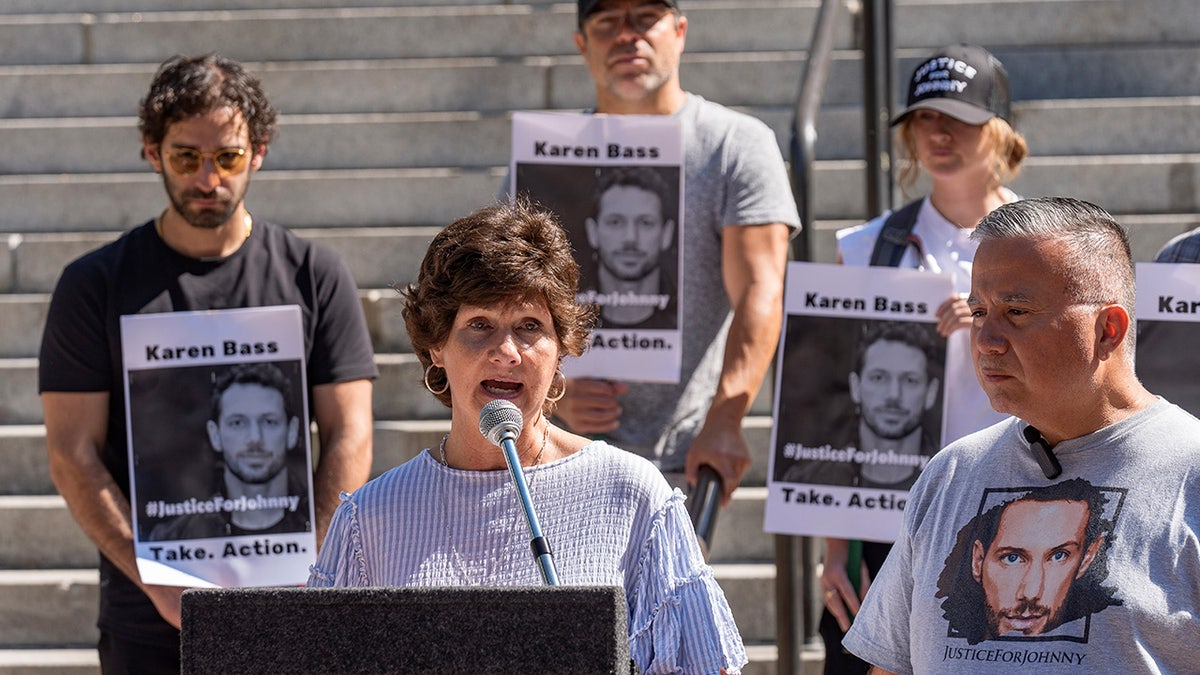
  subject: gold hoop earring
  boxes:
[546,368,566,403]
[424,364,449,395]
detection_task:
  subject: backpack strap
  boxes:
[868,198,925,267]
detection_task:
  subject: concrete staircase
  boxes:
[1,0,1197,672]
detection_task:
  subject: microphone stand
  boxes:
[498,434,559,586]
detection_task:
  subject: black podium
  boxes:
[181,585,634,674]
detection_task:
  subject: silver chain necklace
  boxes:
[436,422,548,584]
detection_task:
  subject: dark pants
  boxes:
[98,631,180,675]
[820,540,893,675]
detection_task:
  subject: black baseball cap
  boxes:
[892,44,1011,126]
[577,0,679,28]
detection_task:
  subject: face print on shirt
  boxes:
[935,478,1124,645]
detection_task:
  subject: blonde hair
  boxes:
[894,116,1028,198]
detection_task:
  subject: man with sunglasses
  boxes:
[38,54,378,672]
[554,0,800,518]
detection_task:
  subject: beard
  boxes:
[599,250,659,283]
[984,596,1056,637]
[164,174,240,230]
[863,405,923,440]
[227,451,286,485]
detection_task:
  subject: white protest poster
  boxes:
[121,305,316,587]
[511,111,684,382]
[1135,262,1200,417]
[764,262,953,542]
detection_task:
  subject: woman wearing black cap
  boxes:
[820,44,1029,675]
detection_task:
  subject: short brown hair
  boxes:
[401,200,594,411]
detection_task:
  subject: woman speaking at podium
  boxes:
[309,200,746,674]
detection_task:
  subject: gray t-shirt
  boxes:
[610,93,801,471]
[843,399,1200,674]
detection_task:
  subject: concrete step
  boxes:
[4,43,1199,119]
[0,355,459,424]
[0,411,776,493]
[1,111,517,174]
[0,2,832,67]
[0,562,778,644]
[0,480,772,569]
[807,213,1200,268]
[4,226,439,294]
[0,296,48,358]
[0,359,38,425]
[0,496,92,569]
[0,426,51,496]
[2,1,1195,67]
[0,645,823,675]
[3,154,1198,233]
[892,0,1197,50]
[0,0,558,12]
[0,649,98,675]
[0,256,386,337]
[0,569,97,647]
[0,168,502,232]
[0,347,779,427]
[718,562,776,644]
[0,645,821,675]
[5,416,774,490]
[4,97,1198,175]
[0,289,411,359]
[370,417,777,488]
[4,207,1197,295]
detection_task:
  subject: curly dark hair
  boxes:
[400,200,594,413]
[138,53,278,154]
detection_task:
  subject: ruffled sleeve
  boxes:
[626,491,747,674]
[307,491,370,587]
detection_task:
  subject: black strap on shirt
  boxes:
[868,198,925,267]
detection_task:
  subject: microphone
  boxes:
[1022,424,1062,479]
[478,399,559,586]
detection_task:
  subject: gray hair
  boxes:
[971,197,1136,351]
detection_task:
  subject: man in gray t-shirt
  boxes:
[556,0,800,506]
[844,197,1200,673]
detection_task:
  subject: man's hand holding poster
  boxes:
[121,305,315,587]
[511,111,683,383]
[765,262,954,542]
[1134,262,1200,417]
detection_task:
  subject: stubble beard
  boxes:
[164,175,241,230]
[863,405,922,441]
[985,597,1055,637]
[600,251,657,283]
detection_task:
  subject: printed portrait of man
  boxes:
[936,478,1122,645]
[145,361,312,540]
[582,165,679,329]
[777,319,943,489]
[848,320,941,488]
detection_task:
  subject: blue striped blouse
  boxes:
[309,440,747,674]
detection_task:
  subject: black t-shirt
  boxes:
[38,220,378,647]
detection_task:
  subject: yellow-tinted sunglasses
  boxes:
[164,147,250,177]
